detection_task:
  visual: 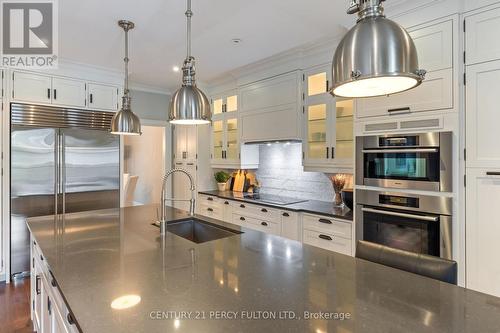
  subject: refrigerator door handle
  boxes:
[54,131,59,215]
[61,132,66,214]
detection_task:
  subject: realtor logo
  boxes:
[1,0,58,68]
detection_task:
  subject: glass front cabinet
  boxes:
[210,90,259,169]
[302,65,354,172]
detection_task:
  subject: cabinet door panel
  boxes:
[185,125,198,161]
[211,120,224,163]
[241,105,300,142]
[466,60,500,168]
[88,83,118,111]
[225,117,239,161]
[409,20,453,72]
[240,73,299,113]
[52,78,86,108]
[466,168,500,297]
[13,71,52,104]
[465,7,500,65]
[356,68,453,118]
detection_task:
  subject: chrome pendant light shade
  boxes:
[111,20,141,135]
[169,0,211,125]
[331,0,426,98]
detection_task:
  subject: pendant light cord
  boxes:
[124,27,130,96]
[186,0,192,59]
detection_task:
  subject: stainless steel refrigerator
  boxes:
[10,103,120,279]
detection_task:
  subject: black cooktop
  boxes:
[243,193,308,206]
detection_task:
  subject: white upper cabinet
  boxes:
[12,71,52,104]
[356,19,454,118]
[12,70,120,111]
[465,7,500,65]
[466,168,500,297]
[239,71,301,142]
[210,89,259,169]
[302,65,354,172]
[88,83,119,111]
[52,77,87,108]
[465,60,500,168]
[174,124,198,161]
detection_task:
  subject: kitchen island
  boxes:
[27,204,500,333]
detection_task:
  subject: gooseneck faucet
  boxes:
[158,168,196,234]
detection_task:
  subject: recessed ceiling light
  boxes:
[172,66,180,72]
[231,38,242,45]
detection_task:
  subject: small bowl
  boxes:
[341,189,353,210]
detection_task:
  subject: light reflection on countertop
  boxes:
[27,204,500,333]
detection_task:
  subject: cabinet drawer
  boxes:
[303,229,352,256]
[198,194,221,204]
[233,202,281,222]
[198,204,224,220]
[302,214,352,239]
[281,210,300,241]
[234,214,281,235]
[356,68,453,118]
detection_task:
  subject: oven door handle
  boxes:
[362,148,439,154]
[361,207,439,222]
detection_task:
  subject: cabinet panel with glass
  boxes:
[302,64,354,173]
[210,89,259,169]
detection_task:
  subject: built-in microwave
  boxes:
[356,132,453,192]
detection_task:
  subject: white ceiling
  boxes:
[59,0,356,91]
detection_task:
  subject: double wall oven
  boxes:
[356,190,452,259]
[356,132,453,192]
[355,132,454,260]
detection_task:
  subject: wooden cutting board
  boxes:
[233,170,245,192]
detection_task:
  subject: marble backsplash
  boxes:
[255,143,353,202]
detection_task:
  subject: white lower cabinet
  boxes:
[196,194,352,256]
[31,240,79,333]
[302,213,353,256]
[466,168,500,297]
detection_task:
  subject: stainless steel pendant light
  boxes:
[111,20,141,135]
[331,0,426,98]
[169,0,211,125]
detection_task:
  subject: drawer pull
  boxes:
[36,275,41,295]
[282,212,290,217]
[318,218,332,225]
[388,107,411,114]
[486,172,500,176]
[240,204,246,208]
[207,208,213,212]
[224,201,229,205]
[261,222,268,226]
[207,197,213,201]
[240,217,246,221]
[261,208,268,213]
[67,313,75,325]
[319,234,333,241]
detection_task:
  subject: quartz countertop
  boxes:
[27,205,500,333]
[198,190,353,221]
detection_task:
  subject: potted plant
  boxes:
[214,171,230,191]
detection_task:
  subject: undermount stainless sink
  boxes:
[153,218,242,244]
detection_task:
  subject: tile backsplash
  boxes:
[255,143,352,202]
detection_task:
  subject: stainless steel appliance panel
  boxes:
[62,129,120,213]
[356,132,453,192]
[356,189,452,260]
[10,127,57,276]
